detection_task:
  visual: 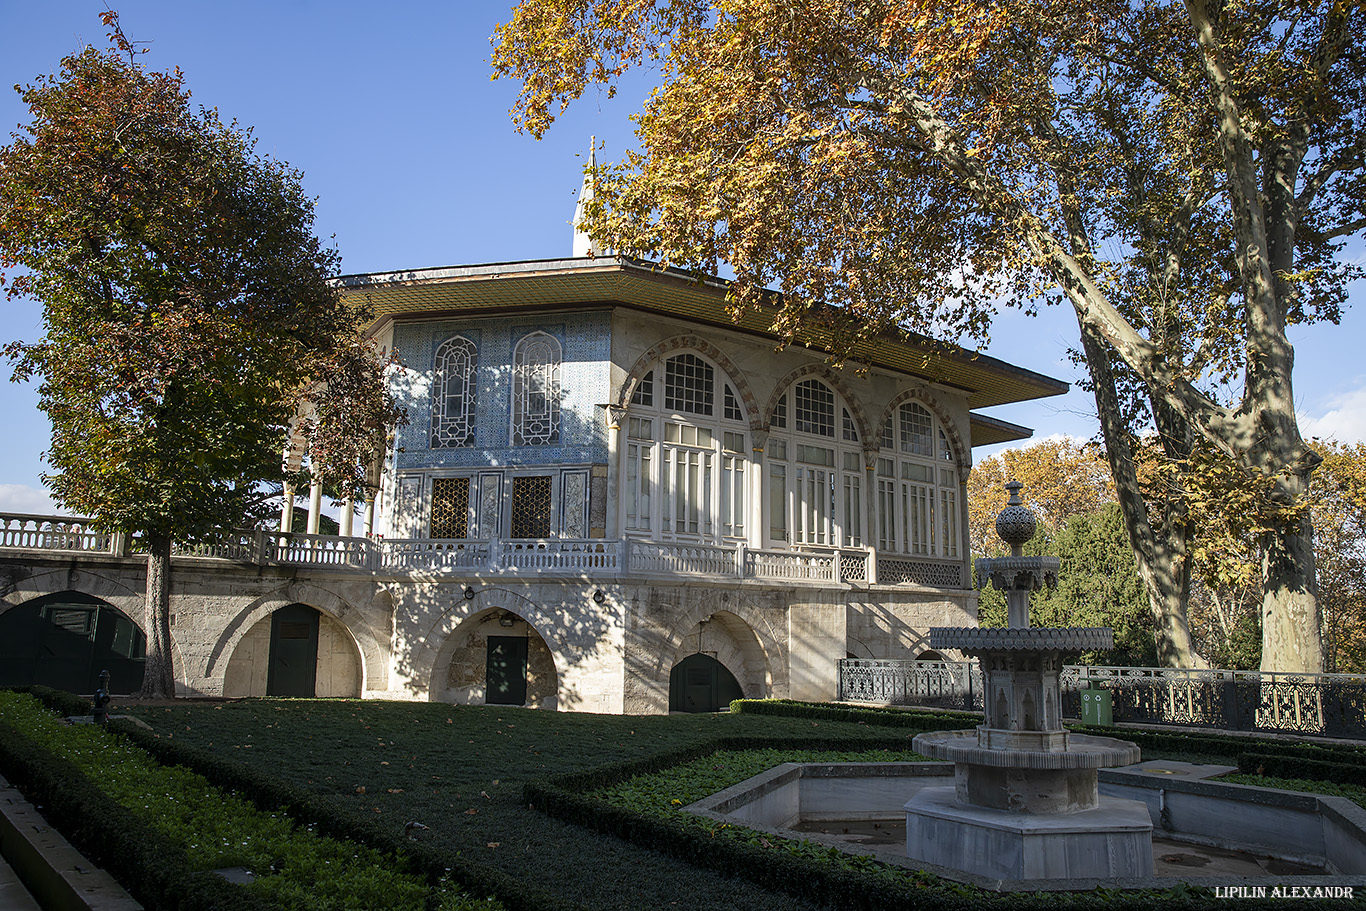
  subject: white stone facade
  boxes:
[0,258,1064,712]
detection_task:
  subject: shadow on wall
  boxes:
[0,591,146,694]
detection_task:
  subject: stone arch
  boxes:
[204,582,386,694]
[616,335,763,431]
[415,588,569,707]
[660,600,785,702]
[877,387,970,470]
[763,363,874,445]
[1,567,144,619]
[427,603,560,708]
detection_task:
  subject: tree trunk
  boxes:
[1260,508,1323,673]
[1077,318,1203,667]
[138,532,177,699]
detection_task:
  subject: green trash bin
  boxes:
[1080,688,1112,726]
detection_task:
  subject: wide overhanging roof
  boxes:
[340,256,1068,413]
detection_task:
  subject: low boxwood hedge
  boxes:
[0,717,282,911]
[528,735,1256,911]
[102,713,579,911]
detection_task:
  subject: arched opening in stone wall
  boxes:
[668,653,743,712]
[667,609,768,711]
[0,592,145,694]
[222,603,362,698]
[440,609,558,709]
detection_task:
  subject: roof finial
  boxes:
[573,137,601,257]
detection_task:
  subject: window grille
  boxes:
[771,395,787,429]
[664,353,714,415]
[432,337,477,448]
[510,476,553,538]
[899,402,933,456]
[431,477,471,538]
[512,333,561,446]
[724,384,743,420]
[632,370,654,407]
[795,380,836,437]
[842,408,860,442]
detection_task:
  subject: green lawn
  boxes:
[119,699,921,911]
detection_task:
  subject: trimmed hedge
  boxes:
[730,698,981,730]
[0,718,283,911]
[527,735,1257,911]
[107,714,582,911]
[1235,752,1366,783]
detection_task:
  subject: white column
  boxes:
[307,476,323,534]
[363,490,377,537]
[341,496,355,537]
[281,482,296,533]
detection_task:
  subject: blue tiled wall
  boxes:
[390,312,612,470]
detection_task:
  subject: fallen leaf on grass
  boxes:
[355,786,366,794]
[487,842,500,849]
[464,809,478,815]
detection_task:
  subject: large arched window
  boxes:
[876,400,960,558]
[766,378,865,548]
[623,352,749,542]
[431,336,477,448]
[512,332,561,446]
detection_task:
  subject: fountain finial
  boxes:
[995,479,1037,557]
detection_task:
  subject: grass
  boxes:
[115,698,920,911]
[0,691,496,911]
[14,694,1359,910]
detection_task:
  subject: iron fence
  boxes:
[838,658,1366,739]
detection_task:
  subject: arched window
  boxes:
[766,378,865,548]
[876,401,960,558]
[431,336,478,448]
[623,352,748,542]
[512,332,561,446]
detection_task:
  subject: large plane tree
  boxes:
[494,0,1364,672]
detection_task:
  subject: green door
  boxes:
[0,594,146,694]
[669,653,744,712]
[486,636,528,705]
[267,604,319,697]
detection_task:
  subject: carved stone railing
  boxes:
[0,513,115,554]
[0,511,972,591]
[839,658,1366,739]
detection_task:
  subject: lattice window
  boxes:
[724,384,743,420]
[938,427,953,461]
[664,353,714,415]
[795,380,836,437]
[430,477,471,539]
[899,402,933,456]
[632,370,654,407]
[510,476,553,538]
[771,395,787,429]
[432,337,477,448]
[842,408,859,442]
[512,332,561,446]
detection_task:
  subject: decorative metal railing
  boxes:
[839,658,1366,739]
[0,511,970,590]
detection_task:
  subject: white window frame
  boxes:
[765,379,865,549]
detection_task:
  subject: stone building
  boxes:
[0,223,1065,713]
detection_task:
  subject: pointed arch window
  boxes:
[512,332,561,446]
[432,336,477,448]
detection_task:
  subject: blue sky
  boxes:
[1,1,1363,514]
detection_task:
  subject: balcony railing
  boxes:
[0,511,967,589]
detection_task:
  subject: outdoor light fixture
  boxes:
[592,589,606,605]
[463,587,475,600]
[498,612,516,628]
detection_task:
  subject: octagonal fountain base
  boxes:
[905,786,1154,881]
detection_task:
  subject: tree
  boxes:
[967,437,1113,555]
[1308,442,1366,673]
[0,14,386,698]
[978,504,1157,666]
[493,0,1364,672]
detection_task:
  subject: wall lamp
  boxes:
[592,589,606,605]
[463,587,476,600]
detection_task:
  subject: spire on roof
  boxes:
[573,137,602,257]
